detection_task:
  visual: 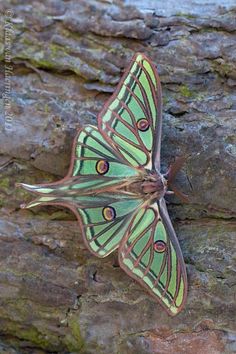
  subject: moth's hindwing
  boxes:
[119,203,187,316]
[78,195,144,257]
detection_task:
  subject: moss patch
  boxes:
[179,85,194,98]
[0,177,10,191]
[212,60,234,78]
[2,322,63,352]
[175,12,196,19]
[65,315,85,352]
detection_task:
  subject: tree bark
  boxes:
[0,0,235,353]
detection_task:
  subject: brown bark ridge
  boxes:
[0,0,235,353]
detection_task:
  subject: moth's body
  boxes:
[112,170,167,200]
[17,53,187,316]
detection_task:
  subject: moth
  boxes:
[18,53,187,316]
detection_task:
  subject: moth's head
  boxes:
[159,173,168,198]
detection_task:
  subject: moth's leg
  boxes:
[166,184,189,203]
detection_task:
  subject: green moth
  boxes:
[18,53,187,316]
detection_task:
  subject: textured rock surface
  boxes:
[0,0,235,353]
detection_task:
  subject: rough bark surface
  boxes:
[0,0,235,353]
